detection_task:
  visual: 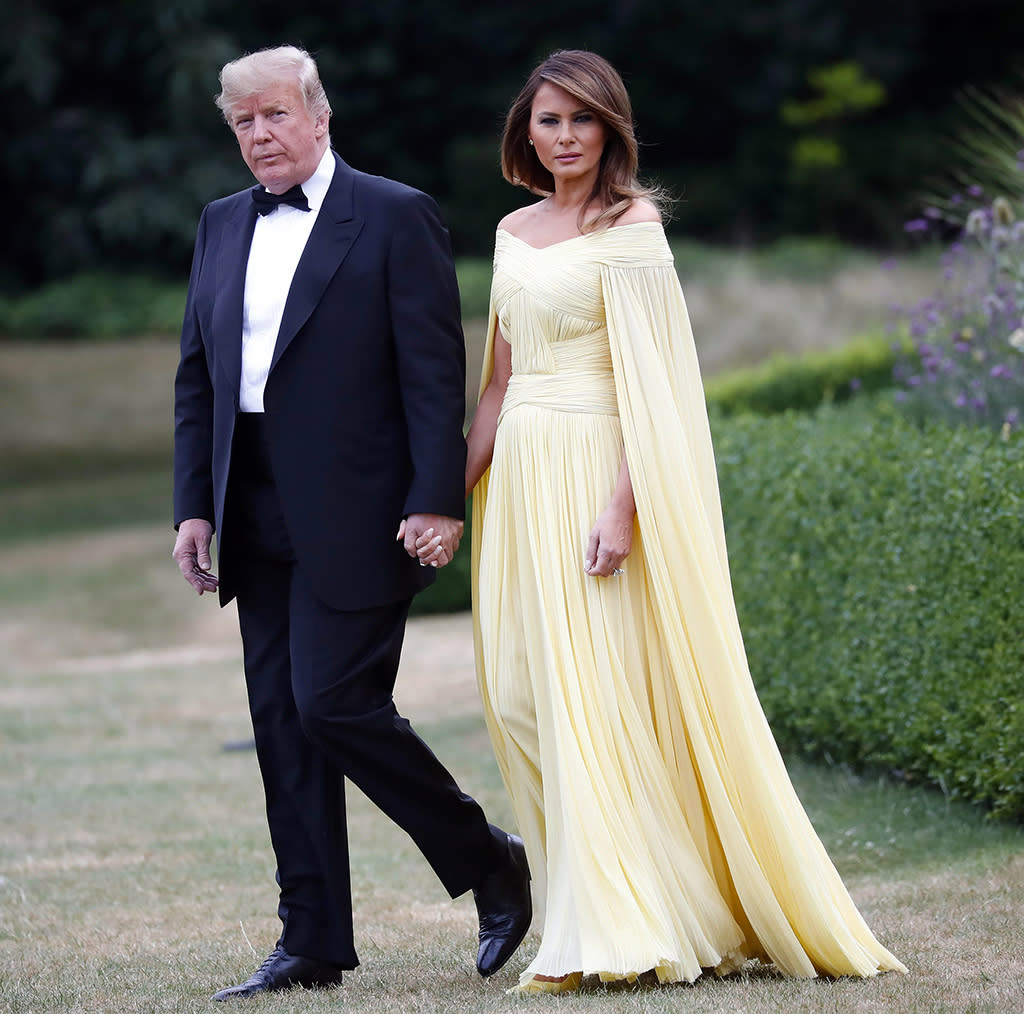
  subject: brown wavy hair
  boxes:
[501,50,664,232]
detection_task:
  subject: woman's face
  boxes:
[528,81,607,188]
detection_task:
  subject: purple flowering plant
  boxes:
[892,181,1024,434]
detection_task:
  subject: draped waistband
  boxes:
[499,330,618,419]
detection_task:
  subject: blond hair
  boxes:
[215,45,331,124]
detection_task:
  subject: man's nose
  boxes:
[253,115,272,141]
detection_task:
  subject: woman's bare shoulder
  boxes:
[612,198,662,226]
[497,203,544,237]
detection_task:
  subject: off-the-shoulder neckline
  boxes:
[496,220,663,251]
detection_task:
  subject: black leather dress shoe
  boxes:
[211,946,343,1001]
[473,827,532,976]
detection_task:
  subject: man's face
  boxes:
[228,80,329,194]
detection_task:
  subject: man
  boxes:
[171,45,530,1002]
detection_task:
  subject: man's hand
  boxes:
[172,518,219,595]
[397,513,464,569]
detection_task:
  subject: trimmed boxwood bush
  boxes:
[715,396,1024,819]
[416,384,1024,820]
[705,333,903,417]
[416,338,905,617]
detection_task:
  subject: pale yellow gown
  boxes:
[470,221,905,991]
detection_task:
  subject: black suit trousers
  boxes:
[225,415,499,967]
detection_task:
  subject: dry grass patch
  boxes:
[676,257,931,375]
[0,245,933,483]
[0,339,176,472]
[2,525,1023,1014]
[0,245,1016,1013]
[461,251,934,390]
[0,523,238,670]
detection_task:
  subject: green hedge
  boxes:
[0,260,494,339]
[0,274,187,339]
[705,332,903,417]
[409,520,473,616]
[424,377,1024,819]
[415,336,905,616]
[716,397,1024,819]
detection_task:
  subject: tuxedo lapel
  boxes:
[213,198,259,404]
[271,154,365,373]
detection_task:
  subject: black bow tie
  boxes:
[251,184,310,215]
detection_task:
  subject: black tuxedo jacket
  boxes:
[173,152,467,611]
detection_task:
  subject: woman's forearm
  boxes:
[608,452,635,517]
[465,383,503,497]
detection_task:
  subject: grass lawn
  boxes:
[1,244,1018,1012]
[1,522,1023,1014]
[0,239,935,475]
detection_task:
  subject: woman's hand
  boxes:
[585,451,636,578]
[397,514,464,569]
[584,504,634,578]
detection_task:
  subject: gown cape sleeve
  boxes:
[471,223,905,978]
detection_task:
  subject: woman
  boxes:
[460,50,905,993]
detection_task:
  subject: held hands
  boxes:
[397,513,465,569]
[584,504,634,578]
[172,518,219,595]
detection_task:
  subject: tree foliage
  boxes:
[3,0,1024,290]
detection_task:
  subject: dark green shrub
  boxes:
[748,236,878,281]
[716,397,1024,819]
[0,274,186,339]
[453,259,495,320]
[668,238,878,284]
[0,263,495,339]
[409,508,473,616]
[705,333,903,417]
[410,391,1024,820]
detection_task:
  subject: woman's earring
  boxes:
[528,138,534,146]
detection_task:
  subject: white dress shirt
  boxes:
[239,147,336,412]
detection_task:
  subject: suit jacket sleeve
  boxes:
[387,190,468,520]
[173,206,216,529]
